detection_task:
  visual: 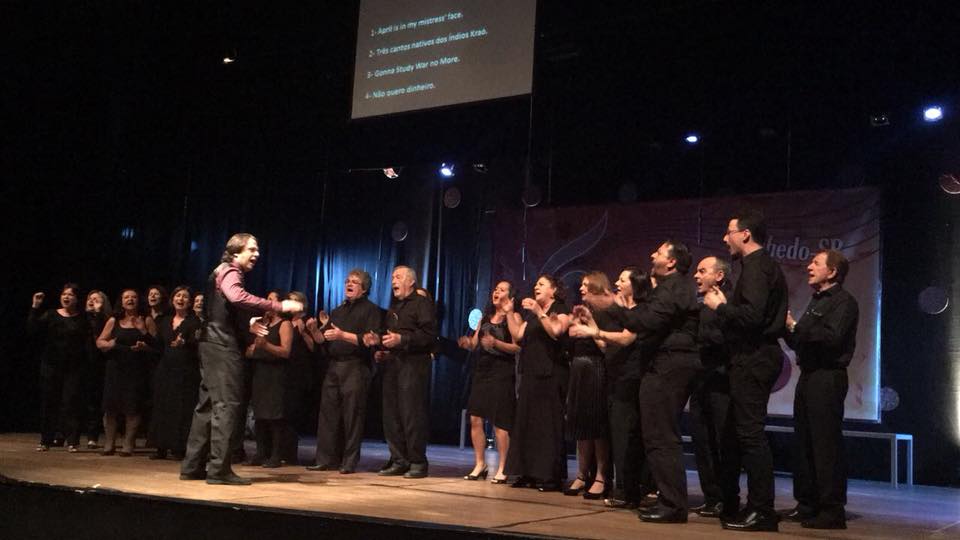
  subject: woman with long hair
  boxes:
[28,283,89,452]
[457,280,521,483]
[96,288,158,455]
[503,274,572,492]
[149,286,202,460]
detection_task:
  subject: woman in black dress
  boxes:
[96,289,158,456]
[574,266,657,508]
[504,274,572,491]
[565,271,621,499]
[246,307,293,468]
[457,280,521,483]
[28,283,89,452]
[84,290,111,449]
[149,286,201,459]
[282,291,315,464]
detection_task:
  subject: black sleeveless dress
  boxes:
[466,315,516,430]
[505,301,571,482]
[102,323,152,415]
[150,314,202,452]
[250,321,285,420]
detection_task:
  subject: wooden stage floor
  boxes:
[1,433,958,539]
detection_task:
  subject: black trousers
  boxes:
[721,346,783,515]
[608,376,653,501]
[315,359,371,470]
[638,362,699,512]
[381,355,431,466]
[793,368,848,512]
[40,368,85,447]
[688,367,735,505]
[181,342,246,478]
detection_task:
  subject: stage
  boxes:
[1,433,957,539]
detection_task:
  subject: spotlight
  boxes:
[439,163,455,178]
[223,48,237,64]
[869,113,890,127]
[383,167,400,179]
[472,163,488,174]
[923,105,943,123]
[685,134,700,145]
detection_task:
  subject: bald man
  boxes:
[364,266,437,478]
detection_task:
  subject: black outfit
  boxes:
[466,315,516,431]
[381,293,437,469]
[606,303,656,504]
[28,309,89,447]
[786,285,858,521]
[85,311,109,443]
[280,323,313,464]
[505,301,571,484]
[689,283,736,509]
[715,248,789,517]
[619,272,700,515]
[566,308,618,440]
[150,313,202,455]
[315,296,381,471]
[181,263,273,481]
[102,323,154,416]
[249,320,288,465]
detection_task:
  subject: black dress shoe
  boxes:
[801,509,846,529]
[378,459,395,473]
[404,463,428,478]
[206,474,252,486]
[261,458,281,469]
[562,476,588,496]
[692,501,724,518]
[179,471,207,480]
[305,464,335,471]
[338,468,355,474]
[800,513,847,529]
[583,479,608,500]
[463,467,488,480]
[603,497,638,509]
[782,504,817,522]
[378,462,410,476]
[721,510,779,532]
[639,507,688,524]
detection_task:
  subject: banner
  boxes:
[492,187,881,421]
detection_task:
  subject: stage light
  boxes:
[439,163,455,178]
[472,163,488,174]
[383,167,400,179]
[120,227,135,240]
[685,134,700,145]
[923,106,943,122]
[869,113,890,127]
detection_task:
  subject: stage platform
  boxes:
[1,432,958,539]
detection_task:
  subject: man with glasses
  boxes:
[703,210,788,532]
[305,269,382,474]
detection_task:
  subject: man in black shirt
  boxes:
[690,256,736,518]
[595,240,699,523]
[364,266,437,479]
[306,269,382,474]
[704,210,788,532]
[783,250,858,530]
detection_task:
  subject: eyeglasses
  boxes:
[725,229,746,235]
